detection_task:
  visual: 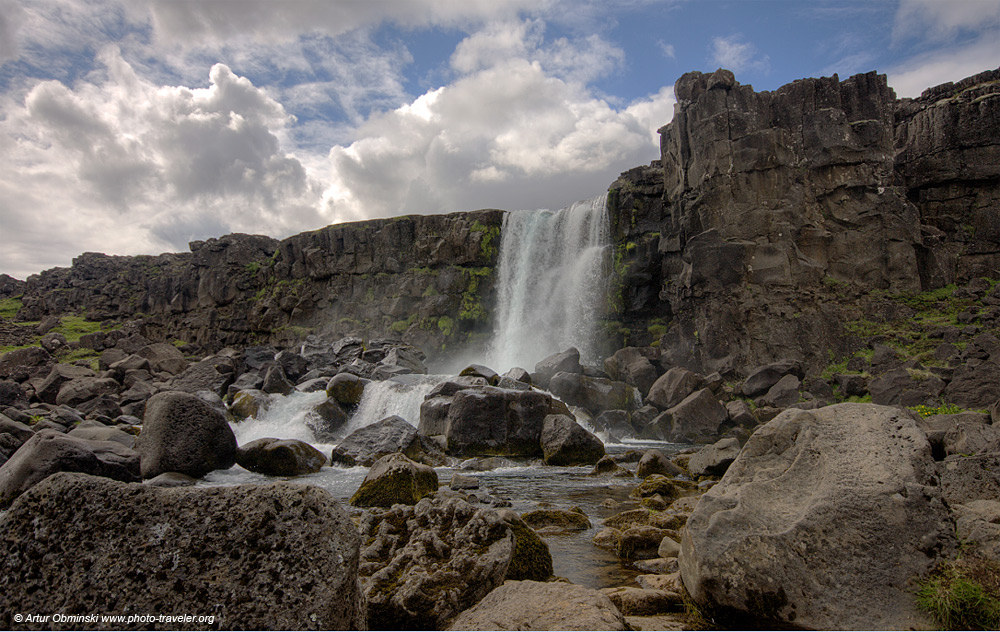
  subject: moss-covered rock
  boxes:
[326,373,365,407]
[499,510,553,581]
[230,388,269,421]
[521,508,591,532]
[349,452,438,507]
[630,474,678,501]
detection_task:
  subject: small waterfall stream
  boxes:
[485,195,611,373]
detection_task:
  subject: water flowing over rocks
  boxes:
[679,403,956,629]
[0,473,365,630]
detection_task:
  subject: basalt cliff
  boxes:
[3,67,999,379]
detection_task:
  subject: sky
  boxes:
[0,0,998,280]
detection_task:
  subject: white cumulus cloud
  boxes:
[0,47,324,278]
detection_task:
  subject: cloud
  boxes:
[710,35,770,74]
[887,36,1000,98]
[0,48,324,278]
[893,0,1000,44]
[322,46,674,225]
[145,0,545,46]
[658,40,676,60]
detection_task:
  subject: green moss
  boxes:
[245,261,262,274]
[349,468,438,508]
[916,559,1000,630]
[437,316,454,337]
[471,221,501,259]
[458,266,492,322]
[504,520,554,581]
[390,314,417,334]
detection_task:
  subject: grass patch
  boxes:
[916,558,1000,630]
[0,297,24,320]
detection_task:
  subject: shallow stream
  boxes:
[202,441,683,589]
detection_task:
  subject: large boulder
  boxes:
[533,348,583,387]
[54,376,120,407]
[165,356,236,398]
[548,372,640,415]
[449,580,628,631]
[679,403,956,629]
[236,438,327,476]
[135,390,238,479]
[359,494,514,629]
[646,367,704,410]
[419,386,553,457]
[662,389,728,443]
[326,372,366,407]
[331,415,420,466]
[687,437,741,478]
[0,429,140,508]
[137,342,189,375]
[741,360,803,398]
[540,414,605,466]
[604,347,660,396]
[349,452,438,507]
[35,363,96,404]
[0,472,365,630]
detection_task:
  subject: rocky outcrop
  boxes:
[359,494,514,630]
[0,472,365,630]
[679,403,955,629]
[607,66,1000,379]
[13,211,503,362]
[0,429,139,508]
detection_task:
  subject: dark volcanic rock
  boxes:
[539,413,605,466]
[135,390,237,479]
[419,386,554,457]
[349,452,438,507]
[0,429,139,508]
[548,372,640,415]
[331,415,420,466]
[359,494,513,629]
[679,403,954,629]
[236,437,327,476]
[0,472,365,630]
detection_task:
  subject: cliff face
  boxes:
[15,211,503,357]
[9,67,999,376]
[609,67,1000,375]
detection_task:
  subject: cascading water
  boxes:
[485,195,611,373]
[344,374,445,433]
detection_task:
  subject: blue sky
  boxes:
[1,0,998,279]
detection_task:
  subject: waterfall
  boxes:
[344,374,446,434]
[485,195,611,373]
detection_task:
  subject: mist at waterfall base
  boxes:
[208,196,682,588]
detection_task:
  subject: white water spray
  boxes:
[344,374,447,434]
[486,195,611,373]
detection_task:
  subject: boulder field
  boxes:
[0,65,999,630]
